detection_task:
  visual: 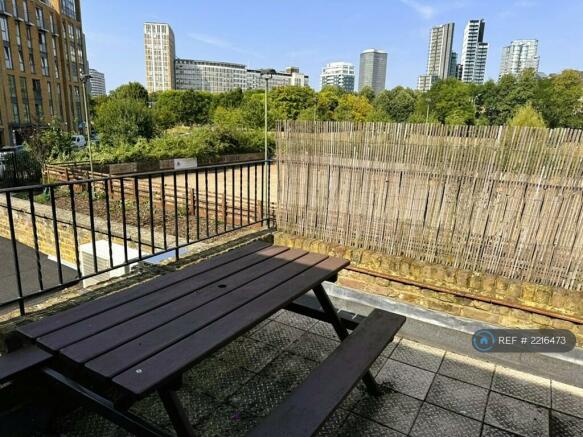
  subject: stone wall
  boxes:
[274,232,583,346]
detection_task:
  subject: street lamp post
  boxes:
[259,69,276,225]
[79,70,94,186]
[259,69,276,162]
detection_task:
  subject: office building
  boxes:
[460,19,488,84]
[0,0,88,147]
[499,39,539,78]
[358,49,387,94]
[175,59,247,93]
[320,62,355,92]
[286,66,309,87]
[417,23,455,92]
[175,60,309,92]
[88,68,106,96]
[144,22,175,93]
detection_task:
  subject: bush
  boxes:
[94,98,154,145]
[508,103,546,127]
[84,125,274,164]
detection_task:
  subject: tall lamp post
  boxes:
[259,69,276,162]
[79,69,94,185]
[259,69,276,225]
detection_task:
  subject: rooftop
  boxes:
[43,307,582,436]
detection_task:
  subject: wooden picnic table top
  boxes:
[17,241,349,398]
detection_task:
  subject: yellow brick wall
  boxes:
[274,232,583,346]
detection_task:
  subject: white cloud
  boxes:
[399,0,436,20]
[187,33,264,59]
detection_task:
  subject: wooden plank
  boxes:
[249,309,404,437]
[83,252,326,377]
[62,249,312,365]
[111,256,348,396]
[0,346,52,384]
[18,241,271,340]
[36,245,289,351]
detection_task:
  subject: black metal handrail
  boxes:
[0,160,273,315]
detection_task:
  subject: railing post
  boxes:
[6,193,25,315]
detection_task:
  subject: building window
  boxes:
[26,26,32,49]
[41,54,48,75]
[38,31,47,52]
[22,1,29,21]
[49,14,55,33]
[0,16,9,42]
[60,0,76,19]
[35,7,44,28]
[8,75,20,124]
[56,83,62,117]
[32,79,43,121]
[47,81,54,116]
[0,0,5,13]
[4,45,13,69]
[11,0,17,17]
[29,51,35,73]
[18,49,24,71]
[21,78,30,123]
[15,23,21,46]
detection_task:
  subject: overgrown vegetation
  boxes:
[23,68,583,166]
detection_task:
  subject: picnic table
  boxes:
[2,241,405,436]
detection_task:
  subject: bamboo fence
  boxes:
[276,121,583,290]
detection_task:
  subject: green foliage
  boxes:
[152,90,213,129]
[94,97,154,145]
[270,86,317,120]
[359,86,376,102]
[374,87,416,122]
[508,103,546,127]
[213,88,244,109]
[540,70,583,128]
[423,78,475,124]
[89,125,273,163]
[333,94,373,122]
[109,82,149,104]
[24,119,73,166]
[212,106,246,128]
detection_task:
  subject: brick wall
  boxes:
[0,196,170,267]
[274,232,583,346]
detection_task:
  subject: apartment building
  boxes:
[144,22,175,93]
[0,0,88,147]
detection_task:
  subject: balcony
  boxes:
[1,122,583,436]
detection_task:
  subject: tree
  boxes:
[374,87,416,122]
[270,86,317,120]
[25,119,72,181]
[509,103,546,127]
[94,98,154,145]
[413,79,474,124]
[109,82,149,104]
[333,94,373,122]
[212,106,246,128]
[540,69,583,128]
[213,88,244,109]
[359,86,375,102]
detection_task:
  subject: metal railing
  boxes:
[0,160,273,315]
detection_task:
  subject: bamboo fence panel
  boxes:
[275,121,583,290]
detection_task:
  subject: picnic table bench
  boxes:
[1,241,405,436]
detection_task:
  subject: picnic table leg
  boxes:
[312,284,382,396]
[158,388,195,437]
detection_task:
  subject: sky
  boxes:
[82,0,583,93]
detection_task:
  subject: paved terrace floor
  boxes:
[47,310,582,437]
